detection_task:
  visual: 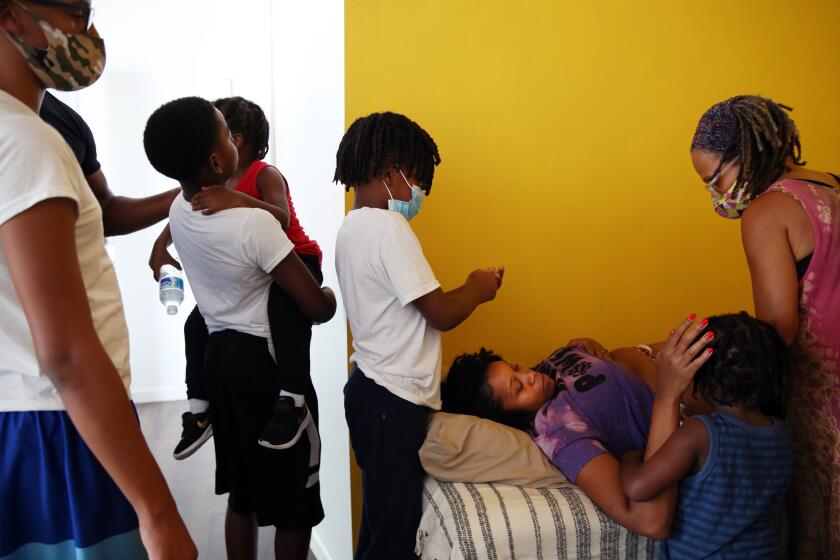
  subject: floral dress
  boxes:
[762,179,840,558]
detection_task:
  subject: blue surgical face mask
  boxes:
[383,170,425,221]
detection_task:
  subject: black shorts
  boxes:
[205,329,324,528]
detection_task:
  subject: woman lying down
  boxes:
[441,312,791,559]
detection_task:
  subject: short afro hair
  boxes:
[144,96,220,183]
[692,312,787,417]
[442,348,535,431]
[214,96,270,160]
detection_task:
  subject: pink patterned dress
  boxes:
[762,179,840,558]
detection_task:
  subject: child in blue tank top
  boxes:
[620,312,792,559]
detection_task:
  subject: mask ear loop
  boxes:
[398,169,412,189]
[382,179,395,200]
[398,169,426,200]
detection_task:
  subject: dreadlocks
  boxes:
[691,95,805,197]
[333,112,441,192]
[692,312,787,418]
[214,96,270,160]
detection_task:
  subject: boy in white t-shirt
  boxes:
[334,111,504,558]
[143,96,336,560]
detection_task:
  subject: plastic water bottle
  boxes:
[159,265,184,315]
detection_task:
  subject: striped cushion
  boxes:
[417,478,657,560]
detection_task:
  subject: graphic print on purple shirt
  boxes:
[531,347,655,483]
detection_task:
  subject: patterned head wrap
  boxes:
[691,97,741,154]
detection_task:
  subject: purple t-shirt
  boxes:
[531,347,654,483]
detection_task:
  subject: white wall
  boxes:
[264,4,351,559]
[56,1,351,558]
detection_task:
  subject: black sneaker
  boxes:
[173,411,213,460]
[258,396,311,450]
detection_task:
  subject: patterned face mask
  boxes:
[2,1,105,91]
[709,178,752,219]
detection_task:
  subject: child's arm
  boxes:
[254,166,291,229]
[574,419,705,540]
[576,453,675,540]
[269,252,336,324]
[620,418,707,501]
[191,174,291,228]
[412,266,503,331]
[647,316,712,459]
[1,199,196,559]
[149,222,181,280]
[581,316,711,538]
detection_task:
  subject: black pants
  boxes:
[184,253,323,400]
[344,368,429,560]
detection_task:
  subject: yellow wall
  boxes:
[345,0,840,541]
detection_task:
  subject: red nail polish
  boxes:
[705,332,714,340]
[705,348,714,355]
[699,318,708,328]
[688,313,697,321]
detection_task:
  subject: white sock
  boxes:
[189,398,209,414]
[279,390,304,407]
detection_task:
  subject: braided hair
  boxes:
[692,312,787,417]
[333,112,441,191]
[213,97,270,160]
[442,348,536,431]
[691,95,805,197]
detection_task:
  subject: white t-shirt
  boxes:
[0,90,131,412]
[169,194,293,339]
[335,208,442,409]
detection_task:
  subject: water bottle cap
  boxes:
[167,304,178,315]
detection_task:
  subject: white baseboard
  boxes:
[131,386,186,404]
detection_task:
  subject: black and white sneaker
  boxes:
[258,396,311,450]
[173,411,213,460]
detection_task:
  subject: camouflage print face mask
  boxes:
[2,1,105,91]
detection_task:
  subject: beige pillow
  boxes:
[420,411,568,488]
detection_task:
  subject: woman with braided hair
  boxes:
[690,95,840,557]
